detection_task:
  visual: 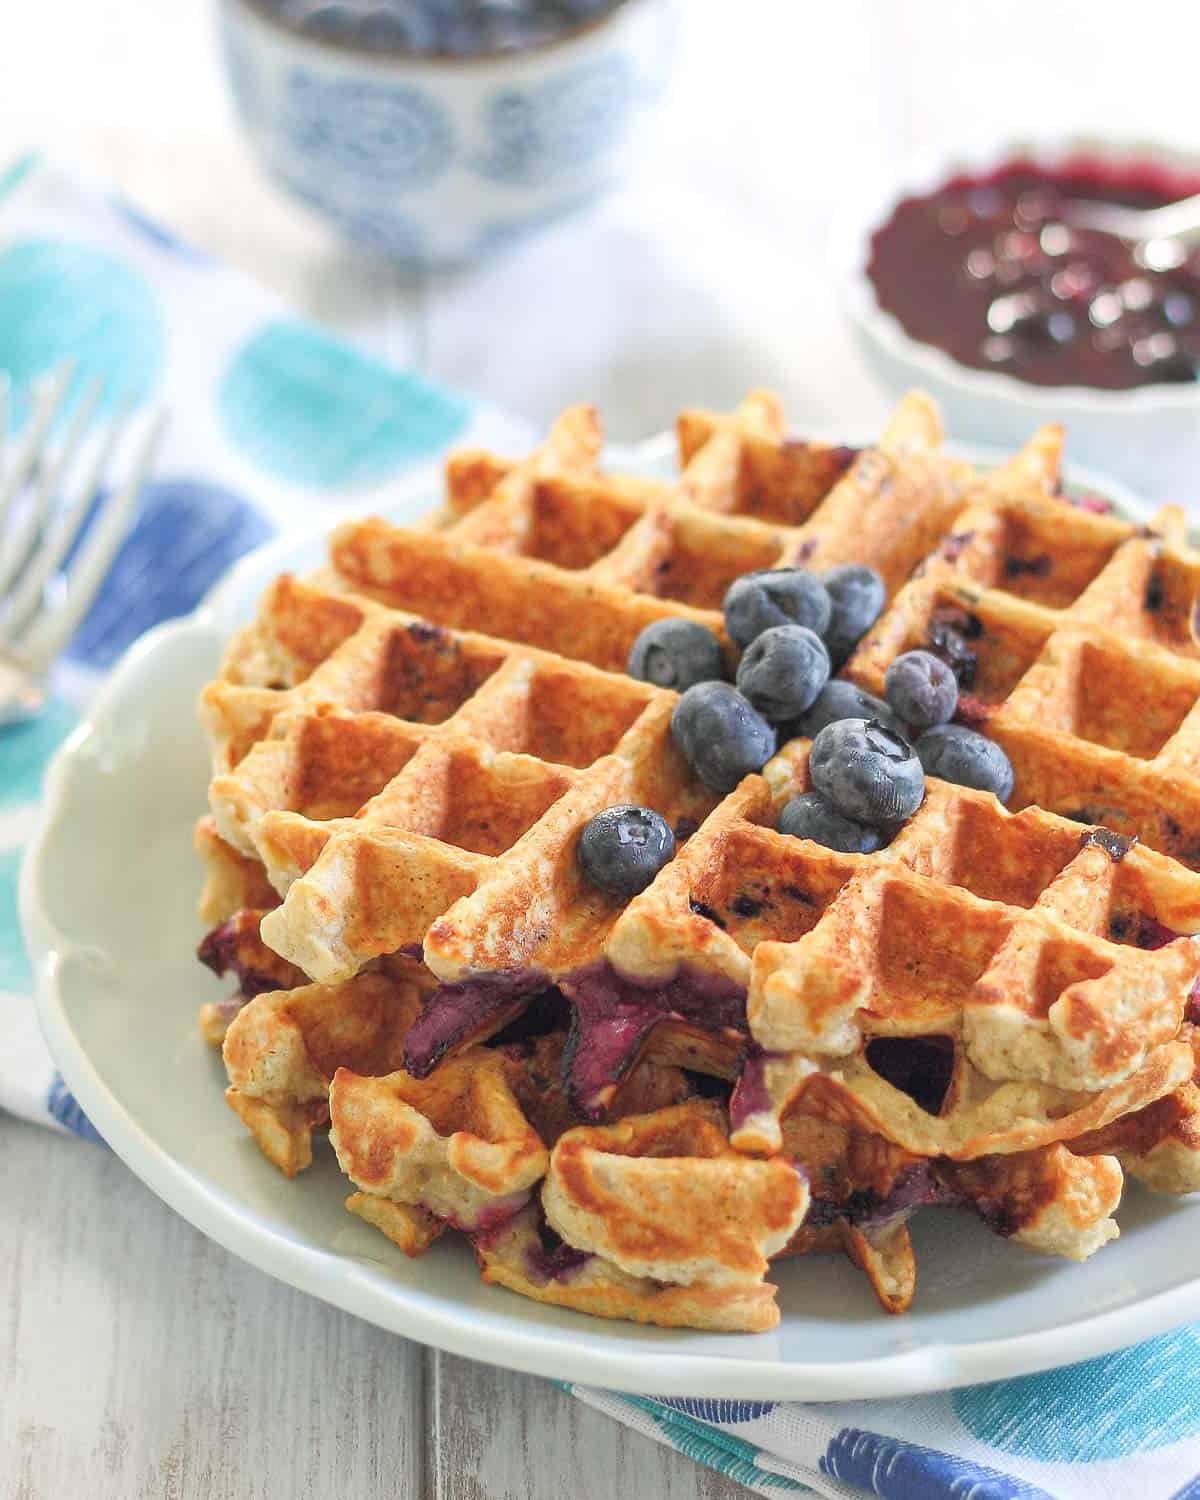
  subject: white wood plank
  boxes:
[0,1118,425,1500]
[429,1350,750,1500]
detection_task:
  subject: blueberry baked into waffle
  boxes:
[195,390,1200,1331]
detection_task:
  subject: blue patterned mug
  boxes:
[218,0,673,265]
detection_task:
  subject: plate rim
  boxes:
[21,430,1200,1400]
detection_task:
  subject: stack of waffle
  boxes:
[195,389,1200,1331]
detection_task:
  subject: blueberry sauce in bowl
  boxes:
[867,157,1200,389]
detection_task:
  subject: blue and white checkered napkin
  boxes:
[4,155,1200,1500]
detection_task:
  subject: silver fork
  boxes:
[0,363,167,726]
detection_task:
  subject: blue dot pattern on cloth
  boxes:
[219,320,469,489]
[282,70,455,187]
[271,166,428,261]
[0,237,166,425]
[0,150,38,203]
[63,475,274,671]
[952,1326,1200,1462]
[821,1428,1056,1500]
[46,1071,104,1145]
[656,1399,778,1424]
[0,847,33,993]
[111,194,210,264]
[474,56,636,187]
[1171,1477,1200,1500]
[621,1397,807,1493]
[0,698,79,810]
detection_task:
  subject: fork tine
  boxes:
[4,394,134,641]
[22,407,167,668]
[0,362,73,533]
[0,372,101,598]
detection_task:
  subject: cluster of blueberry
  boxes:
[576,563,1019,896]
[780,650,1013,854]
[632,562,890,796]
[264,0,616,54]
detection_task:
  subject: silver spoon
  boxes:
[1062,191,1200,270]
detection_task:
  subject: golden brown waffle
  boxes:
[735,752,1200,1175]
[775,1080,1125,1313]
[195,388,1200,1330]
[330,1049,550,1234]
[850,485,1200,864]
[328,1032,701,1250]
[477,1100,808,1332]
[223,973,422,1174]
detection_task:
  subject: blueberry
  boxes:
[822,563,886,667]
[809,718,924,825]
[670,682,777,794]
[791,680,899,738]
[778,792,882,854]
[987,290,1075,346]
[299,4,356,41]
[926,610,979,689]
[577,805,676,899]
[916,724,1014,802]
[735,625,830,722]
[723,568,832,648]
[357,8,438,50]
[628,618,724,692]
[440,16,485,53]
[884,649,959,731]
[1130,332,1197,384]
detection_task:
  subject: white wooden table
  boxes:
[5,2,1200,1494]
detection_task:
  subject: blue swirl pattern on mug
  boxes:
[473,55,635,186]
[952,1326,1200,1462]
[282,70,455,187]
[0,237,165,424]
[221,18,263,132]
[219,318,468,488]
[275,168,428,260]
[470,187,607,257]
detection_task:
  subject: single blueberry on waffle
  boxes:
[193,389,1200,1330]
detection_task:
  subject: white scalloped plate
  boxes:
[20,434,1200,1399]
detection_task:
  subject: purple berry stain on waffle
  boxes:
[561,960,747,1117]
[404,969,551,1076]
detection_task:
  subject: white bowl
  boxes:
[837,136,1200,501]
[218,0,673,267]
[20,433,1200,1400]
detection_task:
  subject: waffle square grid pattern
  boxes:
[194,390,1200,1331]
